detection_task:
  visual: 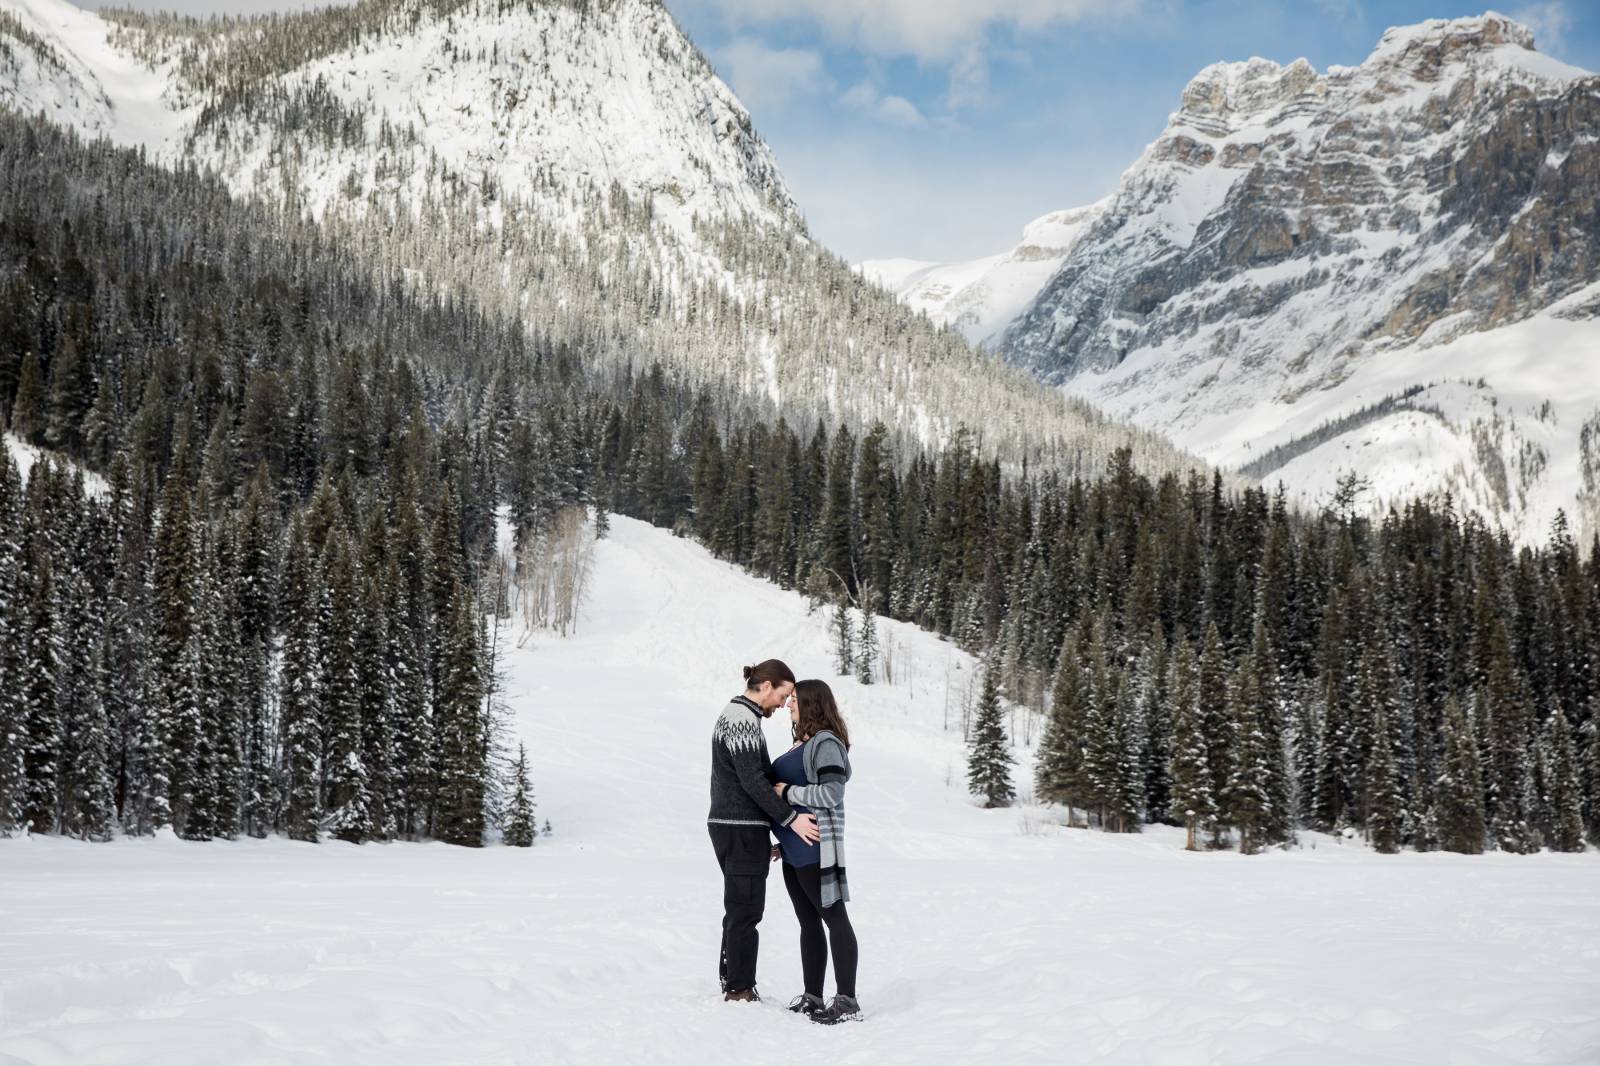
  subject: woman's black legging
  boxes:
[781,862,858,998]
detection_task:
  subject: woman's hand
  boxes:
[772,782,786,798]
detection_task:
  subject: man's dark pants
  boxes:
[708,823,771,993]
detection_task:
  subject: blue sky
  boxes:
[74,1,1600,263]
[667,0,1600,262]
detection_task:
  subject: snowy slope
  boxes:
[0,0,793,230]
[0,0,185,147]
[0,0,1200,479]
[3,432,108,494]
[3,515,1598,1064]
[858,201,1105,348]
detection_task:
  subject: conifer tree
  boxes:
[321,532,372,843]
[18,521,60,833]
[1366,702,1405,853]
[1588,698,1600,846]
[1168,631,1212,850]
[1081,619,1117,826]
[52,481,113,841]
[279,517,322,842]
[356,516,397,841]
[1247,618,1293,845]
[434,582,486,846]
[9,350,44,445]
[1226,654,1272,854]
[0,449,22,835]
[1035,629,1087,821]
[966,657,1014,808]
[856,601,878,685]
[1548,706,1585,853]
[832,595,854,677]
[234,474,276,837]
[1105,670,1144,832]
[1138,620,1173,825]
[503,742,536,847]
[1197,622,1233,845]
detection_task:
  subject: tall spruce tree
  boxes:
[832,596,854,677]
[1197,622,1233,845]
[434,582,486,846]
[1035,629,1088,822]
[856,602,879,686]
[503,742,536,847]
[967,657,1015,808]
[1167,630,1212,850]
[1366,702,1405,854]
[1548,706,1585,853]
[279,517,322,843]
[1436,696,1486,854]
[0,448,23,835]
[321,532,372,843]
[1225,654,1272,854]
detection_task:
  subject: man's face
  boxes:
[759,680,794,713]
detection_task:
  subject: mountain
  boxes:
[0,0,1211,483]
[858,200,1105,348]
[874,14,1600,543]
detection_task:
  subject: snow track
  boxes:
[2,516,1597,1064]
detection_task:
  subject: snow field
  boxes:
[2,515,1598,1065]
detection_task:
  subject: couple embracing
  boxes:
[707,659,861,1024]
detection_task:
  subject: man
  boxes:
[708,659,820,1002]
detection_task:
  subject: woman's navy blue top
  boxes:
[771,744,820,867]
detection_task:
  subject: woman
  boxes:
[769,679,860,1024]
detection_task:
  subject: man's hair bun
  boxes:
[742,664,755,681]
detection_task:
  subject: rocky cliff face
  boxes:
[993,14,1600,543]
[1006,15,1596,379]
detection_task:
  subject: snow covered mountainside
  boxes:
[858,200,1105,348]
[3,513,1598,1064]
[873,14,1600,544]
[0,0,1205,481]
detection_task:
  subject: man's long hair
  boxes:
[744,659,796,690]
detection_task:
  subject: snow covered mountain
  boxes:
[858,201,1105,348]
[872,14,1600,543]
[0,0,1206,480]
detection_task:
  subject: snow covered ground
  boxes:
[3,515,1598,1064]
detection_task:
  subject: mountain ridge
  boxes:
[863,12,1600,543]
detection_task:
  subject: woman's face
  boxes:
[786,692,799,730]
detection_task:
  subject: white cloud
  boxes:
[678,0,1132,64]
[1511,1,1573,57]
[715,40,832,114]
[841,80,928,127]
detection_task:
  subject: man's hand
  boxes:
[791,812,819,844]
[770,845,781,863]
[772,782,785,798]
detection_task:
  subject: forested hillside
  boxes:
[2,114,1597,855]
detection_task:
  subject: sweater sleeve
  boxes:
[785,737,848,810]
[730,736,797,826]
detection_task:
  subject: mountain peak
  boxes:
[1363,11,1535,73]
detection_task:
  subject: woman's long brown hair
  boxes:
[792,679,850,749]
